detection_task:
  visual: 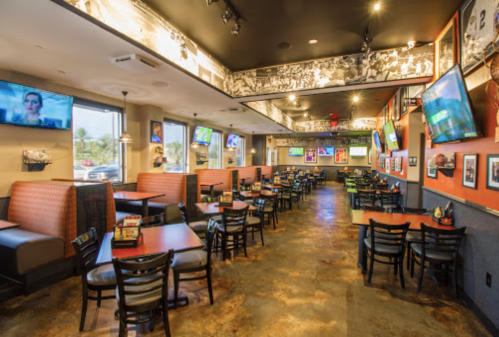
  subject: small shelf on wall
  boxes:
[437,168,454,178]
[24,162,52,172]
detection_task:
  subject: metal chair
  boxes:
[356,190,376,209]
[72,228,116,332]
[179,201,208,238]
[219,206,249,260]
[245,198,267,246]
[380,190,401,212]
[113,251,174,337]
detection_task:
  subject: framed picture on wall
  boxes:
[462,154,478,189]
[436,18,456,79]
[379,155,384,169]
[427,159,438,179]
[386,158,391,174]
[305,149,317,163]
[335,148,348,164]
[486,154,499,191]
[151,121,162,143]
[368,148,372,164]
[392,91,401,121]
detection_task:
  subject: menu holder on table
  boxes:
[274,176,281,185]
[251,183,261,192]
[112,215,143,248]
[217,190,234,207]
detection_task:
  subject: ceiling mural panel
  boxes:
[275,136,371,147]
[295,118,376,133]
[232,44,434,97]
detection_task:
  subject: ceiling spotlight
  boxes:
[408,40,416,49]
[374,3,380,11]
[222,8,232,24]
[353,96,359,102]
[309,39,318,44]
[289,94,296,101]
[231,22,241,36]
[206,0,219,5]
[303,112,308,117]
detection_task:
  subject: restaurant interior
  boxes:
[0,0,498,336]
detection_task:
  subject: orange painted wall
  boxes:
[424,81,499,212]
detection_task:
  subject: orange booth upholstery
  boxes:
[229,167,258,185]
[256,166,273,180]
[195,169,239,192]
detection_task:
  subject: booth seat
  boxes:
[116,173,197,223]
[229,167,258,185]
[195,169,238,194]
[0,181,78,294]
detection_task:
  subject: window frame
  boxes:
[163,118,187,173]
[72,97,123,183]
[208,129,222,169]
[236,136,245,167]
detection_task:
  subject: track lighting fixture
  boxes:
[222,7,232,24]
[231,21,241,36]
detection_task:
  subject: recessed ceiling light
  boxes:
[353,96,359,102]
[374,3,380,11]
[289,94,296,101]
[309,39,318,44]
[277,42,292,50]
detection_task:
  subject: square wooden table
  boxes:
[0,220,20,231]
[200,182,223,199]
[195,201,256,216]
[351,210,455,273]
[96,224,204,265]
[113,191,165,217]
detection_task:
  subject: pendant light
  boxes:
[119,91,132,143]
[228,124,235,151]
[250,131,256,153]
[191,113,199,149]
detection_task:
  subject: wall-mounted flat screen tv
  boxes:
[317,147,334,156]
[226,133,239,148]
[193,126,213,146]
[0,80,73,130]
[373,131,383,152]
[421,64,478,144]
[383,119,401,151]
[289,148,304,156]
[350,147,368,156]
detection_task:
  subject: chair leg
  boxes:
[97,290,102,307]
[406,242,411,270]
[162,300,172,337]
[410,252,415,278]
[207,267,214,305]
[399,257,405,289]
[173,271,180,309]
[242,231,248,257]
[118,314,127,337]
[259,224,265,246]
[367,251,374,284]
[79,286,88,332]
[394,258,398,275]
[222,234,227,261]
[417,260,425,292]
[452,260,459,299]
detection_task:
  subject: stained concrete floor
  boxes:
[0,182,491,337]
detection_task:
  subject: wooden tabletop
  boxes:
[200,182,223,187]
[263,184,281,189]
[240,190,277,198]
[350,210,454,231]
[0,220,20,231]
[113,191,165,201]
[195,201,256,215]
[96,224,204,264]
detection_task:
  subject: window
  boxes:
[163,119,186,173]
[236,136,245,167]
[208,131,222,169]
[72,100,122,183]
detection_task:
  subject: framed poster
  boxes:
[386,158,391,174]
[461,0,499,74]
[463,154,478,189]
[486,154,499,191]
[335,148,348,164]
[436,19,457,79]
[368,148,372,164]
[379,155,385,169]
[151,121,162,143]
[305,149,317,163]
[427,159,438,179]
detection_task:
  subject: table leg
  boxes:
[142,200,149,218]
[210,186,214,200]
[358,226,367,273]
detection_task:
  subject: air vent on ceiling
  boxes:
[227,108,245,113]
[112,54,158,74]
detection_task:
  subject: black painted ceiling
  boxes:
[142,0,463,71]
[271,87,400,122]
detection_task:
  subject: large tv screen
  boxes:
[383,119,401,151]
[350,147,368,156]
[193,126,213,146]
[317,147,334,156]
[226,133,239,148]
[0,80,73,130]
[289,148,304,156]
[422,64,478,144]
[373,131,383,152]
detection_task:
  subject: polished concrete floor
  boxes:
[0,182,491,336]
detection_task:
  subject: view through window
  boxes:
[73,104,122,183]
[163,120,186,172]
[236,137,245,167]
[208,131,221,169]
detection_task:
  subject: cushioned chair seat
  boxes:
[243,200,253,205]
[220,224,244,233]
[188,220,208,233]
[211,215,222,222]
[172,250,207,270]
[116,275,163,306]
[0,228,64,275]
[87,263,116,286]
[406,231,420,242]
[246,216,261,225]
[263,207,274,213]
[364,238,400,254]
[411,243,454,261]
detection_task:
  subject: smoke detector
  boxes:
[112,54,158,74]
